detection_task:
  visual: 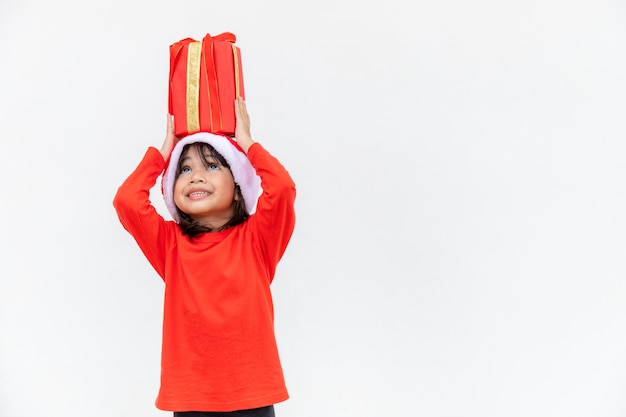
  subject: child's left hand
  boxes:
[234,97,254,154]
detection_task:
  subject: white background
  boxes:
[1,0,626,416]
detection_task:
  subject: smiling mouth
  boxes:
[188,191,210,198]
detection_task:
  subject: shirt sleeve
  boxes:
[112,147,173,279]
[246,143,297,278]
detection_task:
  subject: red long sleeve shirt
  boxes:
[113,143,296,412]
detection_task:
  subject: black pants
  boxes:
[174,405,275,417]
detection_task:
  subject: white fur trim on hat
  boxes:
[162,132,261,223]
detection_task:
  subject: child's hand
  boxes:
[160,114,177,160]
[234,97,254,153]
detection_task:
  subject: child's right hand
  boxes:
[160,114,177,160]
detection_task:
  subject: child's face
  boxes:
[173,147,238,228]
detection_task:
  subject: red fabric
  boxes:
[113,143,295,412]
[169,32,246,137]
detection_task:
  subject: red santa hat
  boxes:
[161,132,261,223]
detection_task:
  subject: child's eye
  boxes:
[180,166,192,174]
[208,163,220,170]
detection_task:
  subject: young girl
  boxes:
[113,98,296,417]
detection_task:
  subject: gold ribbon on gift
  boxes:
[186,41,202,134]
[232,43,241,99]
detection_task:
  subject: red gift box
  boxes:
[168,32,245,137]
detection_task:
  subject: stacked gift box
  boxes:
[169,32,245,138]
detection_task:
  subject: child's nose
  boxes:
[190,172,205,183]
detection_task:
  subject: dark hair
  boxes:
[174,142,249,237]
